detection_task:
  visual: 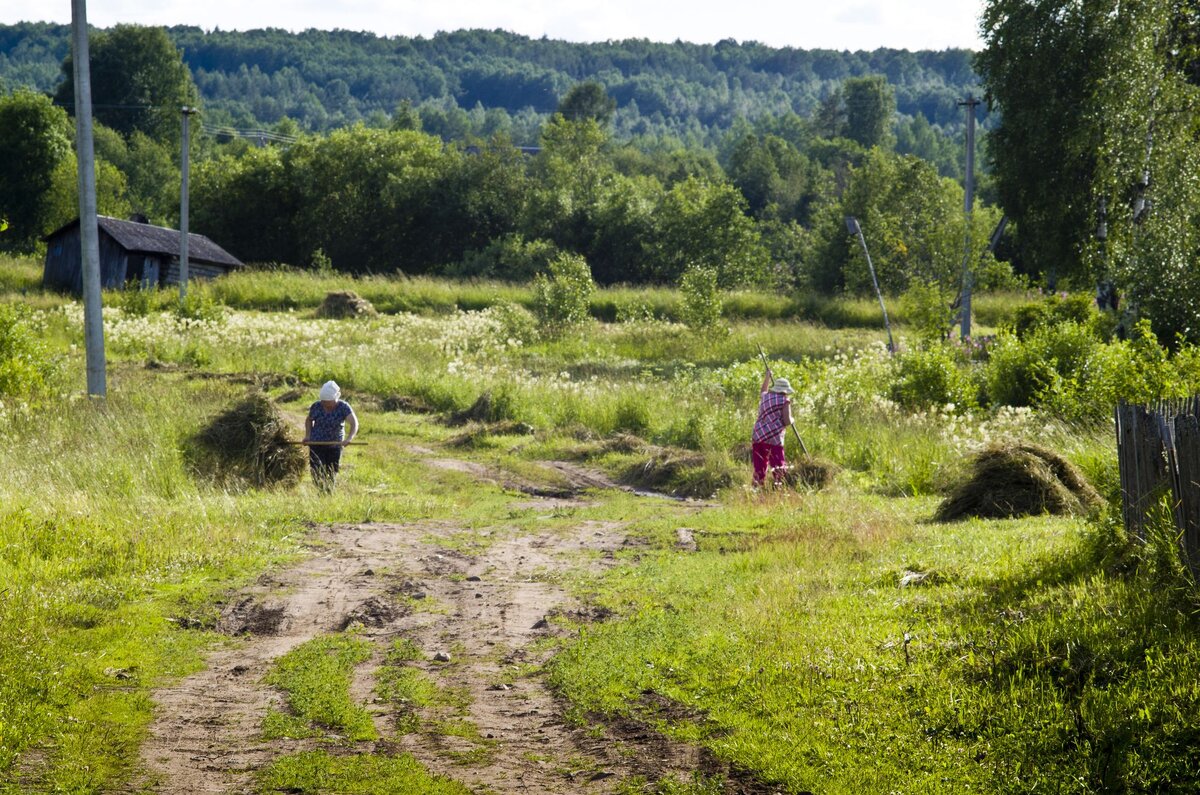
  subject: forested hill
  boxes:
[0,22,982,144]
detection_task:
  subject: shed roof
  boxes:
[46,216,243,268]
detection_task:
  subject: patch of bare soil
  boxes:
[126,462,770,793]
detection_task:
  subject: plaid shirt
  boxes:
[752,391,790,445]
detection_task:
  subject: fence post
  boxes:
[1117,403,1171,542]
[1171,413,1200,577]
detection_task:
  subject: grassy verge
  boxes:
[257,750,470,794]
[2,267,1193,792]
[264,634,377,741]
[548,494,1200,793]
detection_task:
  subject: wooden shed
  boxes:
[42,215,243,294]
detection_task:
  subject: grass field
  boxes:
[0,258,1197,793]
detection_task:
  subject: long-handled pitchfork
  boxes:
[757,343,808,456]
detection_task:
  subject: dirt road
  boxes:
[127,458,773,794]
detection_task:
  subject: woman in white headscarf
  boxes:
[303,380,358,490]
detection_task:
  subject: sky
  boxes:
[7,0,985,51]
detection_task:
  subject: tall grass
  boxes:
[200,267,1034,330]
[549,495,1200,793]
[1,274,1170,793]
[0,368,450,789]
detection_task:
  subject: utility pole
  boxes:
[178,105,198,302]
[845,216,895,354]
[957,94,980,340]
[71,0,106,397]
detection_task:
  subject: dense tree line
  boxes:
[1,24,993,299]
[0,22,983,160]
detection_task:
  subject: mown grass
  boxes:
[264,633,377,741]
[548,496,1200,793]
[257,750,470,794]
[198,264,1032,329]
[1,257,1193,793]
[0,366,507,790]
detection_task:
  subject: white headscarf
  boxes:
[319,380,341,401]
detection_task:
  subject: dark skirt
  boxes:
[309,444,343,489]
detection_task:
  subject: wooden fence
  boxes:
[1115,400,1200,576]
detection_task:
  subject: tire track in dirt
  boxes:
[128,454,770,793]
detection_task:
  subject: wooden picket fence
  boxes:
[1115,399,1200,576]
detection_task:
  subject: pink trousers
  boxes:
[752,441,785,484]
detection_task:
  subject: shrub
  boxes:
[890,344,978,411]
[531,253,595,334]
[118,285,158,317]
[173,290,227,324]
[678,265,725,335]
[984,322,1099,409]
[1010,293,1097,338]
[485,302,538,346]
[900,278,955,345]
[453,234,561,281]
[0,305,59,398]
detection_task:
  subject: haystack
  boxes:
[935,443,1101,522]
[315,290,377,319]
[380,394,434,413]
[732,442,837,489]
[190,393,307,489]
[787,454,839,489]
[447,420,536,448]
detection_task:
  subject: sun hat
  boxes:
[319,380,341,401]
[770,377,795,395]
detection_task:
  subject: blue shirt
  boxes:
[308,400,354,442]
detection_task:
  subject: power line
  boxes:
[201,123,299,144]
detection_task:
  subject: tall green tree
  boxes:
[1089,0,1200,343]
[54,24,197,144]
[557,81,616,126]
[976,0,1111,284]
[843,75,896,150]
[645,176,769,287]
[0,90,72,251]
[809,150,998,295]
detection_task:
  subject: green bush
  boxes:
[1010,293,1097,338]
[531,253,595,334]
[172,289,227,324]
[900,279,955,345]
[678,265,725,335]
[486,302,538,345]
[890,344,978,411]
[984,322,1100,409]
[453,234,561,282]
[0,304,59,398]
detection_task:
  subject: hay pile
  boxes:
[447,420,536,448]
[380,394,434,413]
[447,392,503,426]
[787,455,839,489]
[190,393,307,489]
[315,290,377,319]
[935,443,1101,522]
[732,442,837,490]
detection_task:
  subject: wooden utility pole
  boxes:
[179,105,198,302]
[71,0,106,396]
[957,94,980,340]
[845,216,895,354]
